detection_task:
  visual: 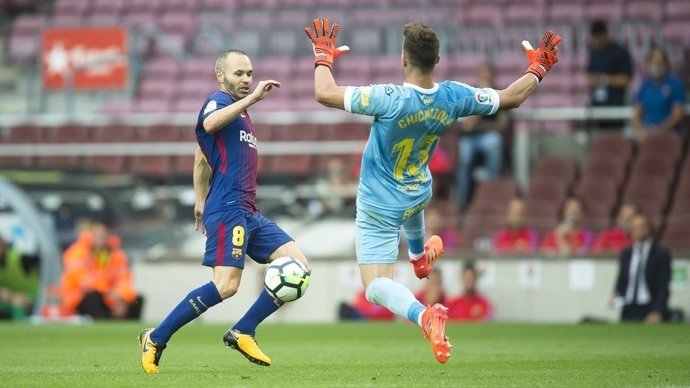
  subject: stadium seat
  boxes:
[85,156,126,174]
[623,174,671,204]
[585,2,623,21]
[574,176,619,210]
[129,156,172,179]
[138,78,176,100]
[267,29,299,56]
[549,3,585,22]
[525,198,560,234]
[662,220,690,252]
[531,156,577,187]
[45,125,91,143]
[469,178,520,206]
[465,3,503,25]
[637,133,682,163]
[172,155,195,175]
[589,134,633,161]
[53,0,90,16]
[630,154,677,183]
[91,0,125,16]
[6,125,44,143]
[665,0,690,21]
[263,155,313,180]
[324,123,370,141]
[583,202,614,233]
[138,125,182,142]
[526,177,569,205]
[272,124,322,142]
[582,155,628,187]
[92,125,136,142]
[626,0,663,22]
[142,56,182,80]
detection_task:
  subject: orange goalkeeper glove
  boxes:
[304,18,350,70]
[522,29,561,83]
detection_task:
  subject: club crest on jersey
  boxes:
[239,130,257,149]
[475,91,493,105]
[231,248,243,259]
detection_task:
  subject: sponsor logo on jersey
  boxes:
[239,130,257,149]
[475,90,493,105]
[204,100,217,115]
[421,96,435,105]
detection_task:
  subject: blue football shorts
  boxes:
[202,209,293,268]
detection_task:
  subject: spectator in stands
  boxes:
[632,46,686,141]
[611,214,671,323]
[587,20,633,130]
[592,203,637,254]
[456,64,510,207]
[424,206,459,252]
[338,289,395,321]
[0,236,39,320]
[447,261,491,321]
[59,221,143,320]
[307,158,357,218]
[414,267,448,306]
[541,197,594,256]
[492,198,539,255]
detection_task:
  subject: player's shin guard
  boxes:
[150,281,222,345]
[365,277,424,324]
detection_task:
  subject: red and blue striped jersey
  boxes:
[195,90,259,215]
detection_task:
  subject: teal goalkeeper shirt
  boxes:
[344,81,500,213]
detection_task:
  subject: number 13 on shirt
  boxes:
[392,135,438,181]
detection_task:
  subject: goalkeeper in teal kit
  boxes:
[306,19,561,363]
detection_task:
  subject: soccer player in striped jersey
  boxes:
[306,19,560,363]
[139,50,311,373]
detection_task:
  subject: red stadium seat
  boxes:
[172,155,195,175]
[272,124,322,142]
[626,0,663,21]
[129,156,172,179]
[85,156,126,174]
[575,176,619,210]
[263,155,313,179]
[93,125,136,142]
[637,133,682,163]
[471,178,520,206]
[583,202,614,233]
[324,123,370,141]
[589,134,633,161]
[138,125,182,142]
[525,198,560,235]
[623,174,671,204]
[662,220,690,252]
[6,125,44,143]
[526,177,569,204]
[45,125,91,143]
[630,155,677,184]
[532,156,578,187]
[582,155,628,187]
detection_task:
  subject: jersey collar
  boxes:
[403,82,438,94]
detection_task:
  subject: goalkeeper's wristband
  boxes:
[525,63,547,83]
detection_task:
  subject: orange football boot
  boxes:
[420,303,452,363]
[411,235,444,279]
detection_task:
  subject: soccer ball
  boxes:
[264,257,310,303]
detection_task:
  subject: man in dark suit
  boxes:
[612,214,671,323]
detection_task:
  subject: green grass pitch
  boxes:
[1,322,689,387]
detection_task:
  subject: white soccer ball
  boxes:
[264,256,310,303]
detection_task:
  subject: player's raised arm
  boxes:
[203,79,280,133]
[497,30,561,110]
[305,18,350,110]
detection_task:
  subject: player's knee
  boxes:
[214,280,240,299]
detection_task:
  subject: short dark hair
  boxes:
[403,23,439,73]
[215,49,249,73]
[647,45,670,67]
[590,20,608,36]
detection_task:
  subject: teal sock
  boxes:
[365,277,425,325]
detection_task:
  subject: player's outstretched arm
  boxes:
[305,18,350,110]
[193,146,212,234]
[497,30,561,110]
[202,80,280,133]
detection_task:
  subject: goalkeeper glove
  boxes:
[304,18,350,70]
[522,29,561,83]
